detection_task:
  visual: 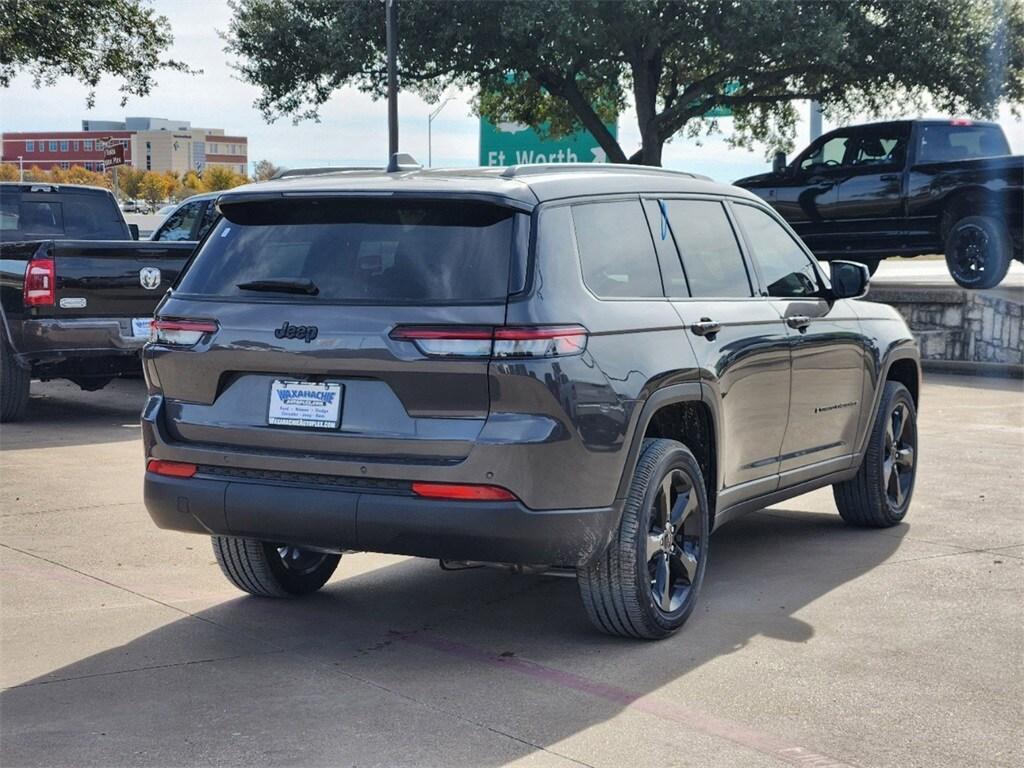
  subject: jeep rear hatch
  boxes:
[149,196,530,460]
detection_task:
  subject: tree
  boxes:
[226,0,1024,165]
[253,159,282,181]
[0,164,18,181]
[202,165,248,191]
[118,166,145,200]
[0,0,194,107]
[181,170,207,196]
[139,171,170,207]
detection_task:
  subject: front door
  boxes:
[731,202,867,487]
[647,197,793,503]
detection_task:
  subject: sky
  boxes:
[1,0,1022,183]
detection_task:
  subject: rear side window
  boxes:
[733,204,820,297]
[917,124,1010,163]
[0,188,125,240]
[662,200,752,298]
[572,200,663,298]
[155,200,203,241]
[176,199,517,303]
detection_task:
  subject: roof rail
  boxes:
[271,166,381,180]
[499,163,706,180]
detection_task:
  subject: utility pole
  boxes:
[385,0,399,169]
[428,97,453,167]
[809,100,823,141]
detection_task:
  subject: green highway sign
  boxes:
[480,119,618,166]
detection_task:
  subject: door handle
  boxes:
[786,315,812,332]
[691,318,721,339]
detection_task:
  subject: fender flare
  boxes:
[613,381,720,502]
[854,342,921,458]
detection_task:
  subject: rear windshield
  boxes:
[176,198,518,303]
[0,188,126,241]
[917,124,1010,163]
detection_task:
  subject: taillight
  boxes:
[23,258,55,307]
[146,459,197,478]
[150,319,218,347]
[390,325,588,359]
[411,482,517,501]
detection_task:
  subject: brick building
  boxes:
[1,117,248,176]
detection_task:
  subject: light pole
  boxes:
[427,97,454,168]
[17,156,23,181]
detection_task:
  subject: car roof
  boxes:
[0,182,113,195]
[215,165,761,210]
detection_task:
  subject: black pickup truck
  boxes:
[735,119,1023,288]
[1,183,195,421]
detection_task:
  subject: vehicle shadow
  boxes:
[0,378,146,451]
[0,508,906,767]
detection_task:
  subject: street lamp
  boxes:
[17,156,23,181]
[427,97,454,168]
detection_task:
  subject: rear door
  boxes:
[148,195,526,462]
[647,196,792,503]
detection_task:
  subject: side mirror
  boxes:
[829,260,870,300]
[128,223,140,241]
[772,151,787,175]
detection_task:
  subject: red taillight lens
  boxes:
[23,258,56,307]
[150,319,218,347]
[146,459,197,478]
[390,325,588,359]
[411,482,517,501]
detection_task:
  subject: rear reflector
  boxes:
[411,482,517,501]
[390,325,587,359]
[146,459,197,478]
[23,258,56,307]
[150,319,219,346]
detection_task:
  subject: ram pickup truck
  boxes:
[735,119,1023,288]
[1,183,194,421]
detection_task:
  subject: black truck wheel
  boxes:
[577,438,709,639]
[1,339,31,423]
[212,536,341,597]
[833,382,917,528]
[945,215,1012,289]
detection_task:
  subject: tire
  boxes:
[577,438,710,639]
[1,338,31,423]
[212,536,341,597]
[944,214,1012,289]
[833,382,917,528]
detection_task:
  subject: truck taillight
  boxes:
[150,319,219,347]
[390,325,588,359]
[23,258,56,307]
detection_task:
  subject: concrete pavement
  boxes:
[1,375,1021,767]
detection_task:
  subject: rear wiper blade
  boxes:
[236,278,319,295]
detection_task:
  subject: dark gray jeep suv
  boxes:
[142,164,920,639]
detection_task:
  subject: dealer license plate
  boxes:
[268,380,343,429]
[131,317,153,338]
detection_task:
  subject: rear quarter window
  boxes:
[176,198,519,303]
[571,199,663,299]
[917,125,1010,163]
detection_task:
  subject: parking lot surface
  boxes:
[1,374,1021,768]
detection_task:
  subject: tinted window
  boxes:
[0,189,125,240]
[734,204,820,297]
[800,134,849,170]
[918,124,1010,163]
[662,200,752,298]
[572,200,662,298]
[847,130,907,168]
[177,199,516,303]
[155,200,203,241]
[196,201,219,240]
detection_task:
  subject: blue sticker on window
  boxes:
[657,200,669,240]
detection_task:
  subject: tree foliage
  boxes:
[226,0,1024,165]
[253,158,282,180]
[0,0,193,106]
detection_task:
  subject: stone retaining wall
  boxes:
[866,284,1023,373]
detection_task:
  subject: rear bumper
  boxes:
[16,317,146,371]
[144,471,619,567]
